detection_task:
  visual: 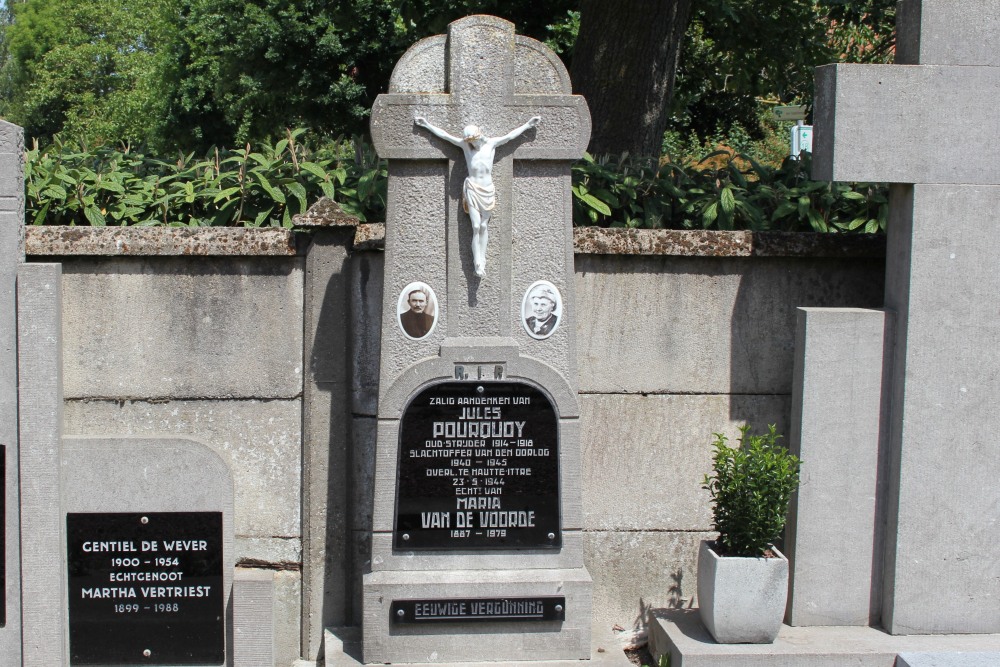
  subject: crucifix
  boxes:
[370,15,589,337]
[414,115,540,277]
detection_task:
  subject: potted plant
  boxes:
[697,424,801,644]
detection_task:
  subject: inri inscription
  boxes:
[395,381,559,549]
[67,512,224,665]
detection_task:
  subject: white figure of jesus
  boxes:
[415,116,541,278]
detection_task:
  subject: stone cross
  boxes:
[370,14,589,340]
[811,0,1000,635]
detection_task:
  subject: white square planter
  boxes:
[696,539,788,644]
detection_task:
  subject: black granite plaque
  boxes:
[67,512,224,665]
[391,596,566,624]
[395,381,560,549]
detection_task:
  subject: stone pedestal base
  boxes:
[648,608,1000,667]
[361,568,592,664]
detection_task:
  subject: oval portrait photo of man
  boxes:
[521,280,562,340]
[397,282,438,340]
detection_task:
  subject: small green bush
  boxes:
[702,424,801,557]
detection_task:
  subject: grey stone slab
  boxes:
[376,161,449,395]
[575,254,884,395]
[351,415,377,534]
[234,537,301,566]
[897,653,1000,667]
[25,226,298,256]
[233,569,275,667]
[59,256,304,400]
[370,531,586,573]
[572,228,886,258]
[812,64,1000,185]
[0,120,23,205]
[62,398,301,541]
[234,569,303,667]
[62,436,235,665]
[350,528,371,629]
[895,0,1000,67]
[581,393,791,532]
[349,251,383,417]
[786,308,891,627]
[302,229,355,658]
[273,571,303,667]
[881,185,1000,635]
[326,627,629,667]
[16,263,63,666]
[0,121,22,666]
[0,158,19,198]
[512,160,575,377]
[0,197,21,212]
[584,530,711,640]
[648,609,1000,667]
[322,621,632,666]
[362,568,592,664]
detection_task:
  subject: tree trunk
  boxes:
[571,0,693,158]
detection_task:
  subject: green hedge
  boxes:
[573,151,887,233]
[24,132,886,233]
[25,130,386,227]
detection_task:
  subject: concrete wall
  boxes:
[49,253,305,667]
[27,227,884,663]
[573,253,884,635]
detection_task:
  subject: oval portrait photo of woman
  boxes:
[521,280,562,340]
[397,282,438,340]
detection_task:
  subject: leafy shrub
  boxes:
[24,130,386,227]
[24,131,883,233]
[702,424,801,557]
[572,150,887,233]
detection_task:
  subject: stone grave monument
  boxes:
[800,0,1000,635]
[649,2,1000,662]
[363,15,594,663]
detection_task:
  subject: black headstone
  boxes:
[395,381,560,549]
[67,512,224,665]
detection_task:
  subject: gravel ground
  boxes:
[625,646,657,666]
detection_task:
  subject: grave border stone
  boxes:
[0,119,24,665]
[17,263,64,665]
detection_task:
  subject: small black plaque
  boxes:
[395,381,560,549]
[391,596,565,624]
[67,512,224,665]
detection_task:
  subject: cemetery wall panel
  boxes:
[42,251,306,666]
[575,254,885,395]
[26,227,884,656]
[59,256,304,400]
